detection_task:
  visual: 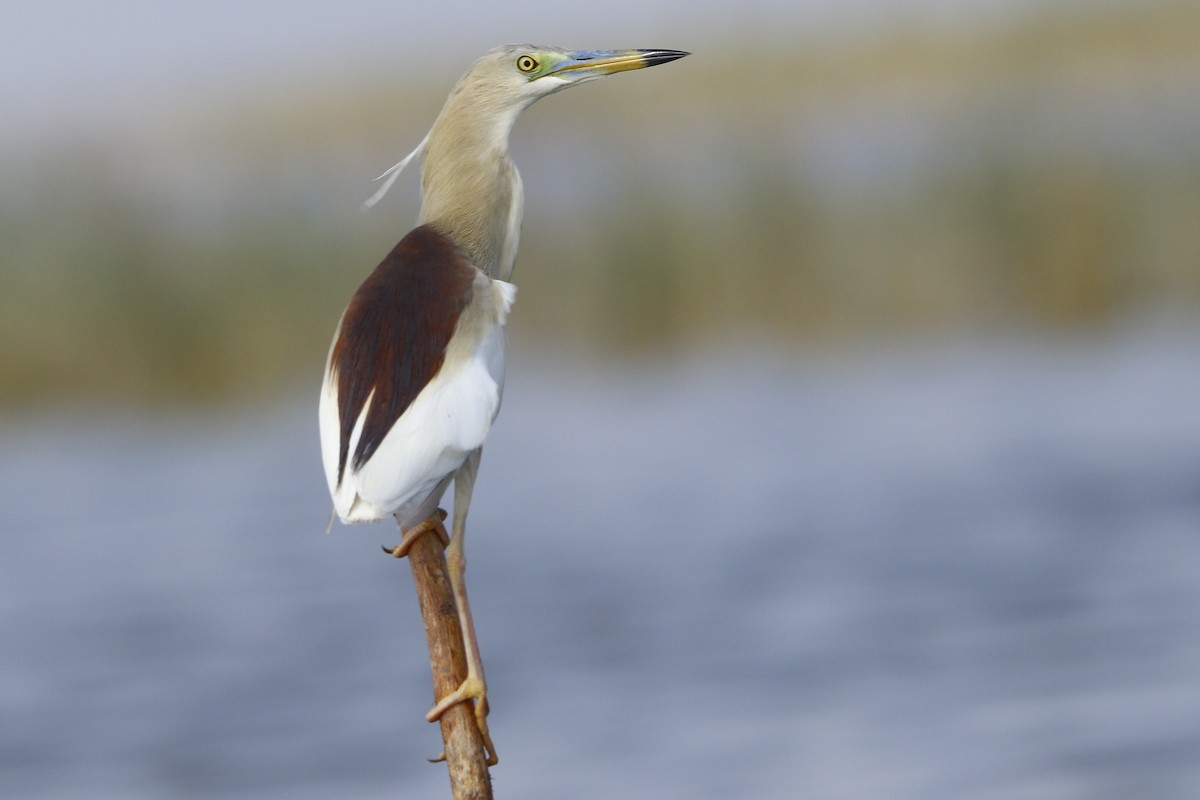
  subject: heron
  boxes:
[319,45,688,764]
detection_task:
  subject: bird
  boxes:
[318,45,689,765]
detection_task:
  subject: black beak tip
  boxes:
[639,49,691,67]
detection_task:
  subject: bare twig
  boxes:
[403,517,494,800]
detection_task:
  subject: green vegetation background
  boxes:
[2,2,1197,406]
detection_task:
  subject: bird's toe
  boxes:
[384,510,451,558]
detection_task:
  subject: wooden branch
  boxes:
[403,518,494,800]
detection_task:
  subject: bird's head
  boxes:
[460,45,689,109]
[362,45,687,211]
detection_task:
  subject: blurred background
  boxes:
[2,1,1199,797]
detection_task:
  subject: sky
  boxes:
[2,0,1052,150]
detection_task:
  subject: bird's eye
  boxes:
[516,55,539,73]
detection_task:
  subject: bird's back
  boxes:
[319,225,515,525]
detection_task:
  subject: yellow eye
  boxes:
[516,55,539,73]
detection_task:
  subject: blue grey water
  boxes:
[3,329,1199,799]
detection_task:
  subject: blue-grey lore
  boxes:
[318,46,689,765]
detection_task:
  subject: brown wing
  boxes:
[329,224,476,485]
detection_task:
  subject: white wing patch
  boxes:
[319,278,517,526]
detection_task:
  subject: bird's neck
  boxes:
[417,96,524,281]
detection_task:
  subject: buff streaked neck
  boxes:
[416,77,529,281]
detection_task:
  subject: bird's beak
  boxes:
[544,49,690,82]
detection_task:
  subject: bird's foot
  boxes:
[382,509,449,558]
[427,676,497,766]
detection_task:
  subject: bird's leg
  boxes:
[383,508,450,558]
[426,448,497,766]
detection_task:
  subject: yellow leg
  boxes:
[425,524,496,765]
[425,449,497,765]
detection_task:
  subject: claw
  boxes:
[427,677,497,765]
[383,510,451,559]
